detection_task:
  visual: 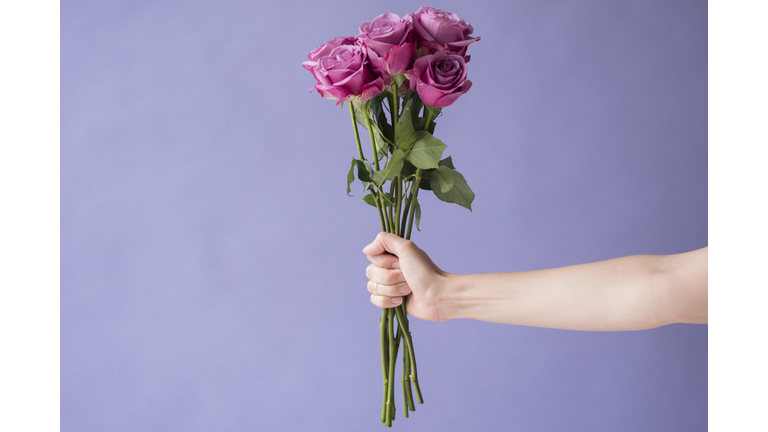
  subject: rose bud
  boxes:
[358,12,416,77]
[409,7,480,60]
[409,51,472,108]
[305,39,387,105]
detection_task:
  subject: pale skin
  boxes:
[364,232,707,331]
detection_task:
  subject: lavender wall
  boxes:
[61,1,707,431]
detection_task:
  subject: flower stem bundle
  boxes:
[303,7,479,426]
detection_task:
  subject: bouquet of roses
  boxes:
[303,7,479,427]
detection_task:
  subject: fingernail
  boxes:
[398,273,406,282]
[391,297,402,304]
[399,285,410,294]
[391,261,400,269]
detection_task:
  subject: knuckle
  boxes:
[386,269,400,284]
[370,294,383,308]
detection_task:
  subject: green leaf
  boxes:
[418,170,433,190]
[346,160,355,196]
[353,101,370,129]
[414,195,422,232]
[377,109,394,143]
[361,193,376,207]
[430,165,455,193]
[361,192,394,207]
[372,124,390,155]
[425,106,441,134]
[405,131,447,169]
[426,105,442,118]
[372,149,405,186]
[370,94,383,120]
[355,159,374,183]
[401,159,416,179]
[410,92,424,129]
[431,170,474,211]
[396,101,417,151]
[438,156,455,170]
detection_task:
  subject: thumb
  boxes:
[362,232,411,257]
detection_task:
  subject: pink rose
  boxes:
[410,7,480,59]
[302,36,356,71]
[304,39,387,105]
[409,51,472,108]
[358,12,416,76]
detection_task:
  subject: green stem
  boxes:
[399,180,412,236]
[391,83,399,140]
[376,188,389,233]
[363,102,381,171]
[402,379,409,418]
[401,342,409,418]
[395,306,423,404]
[362,102,392,234]
[381,382,387,424]
[350,103,366,161]
[395,176,402,237]
[402,302,416,411]
[388,180,396,234]
[385,308,397,426]
[350,103,387,233]
[405,169,423,240]
[381,308,389,422]
[402,335,415,412]
[380,311,388,383]
[424,109,435,130]
[375,191,388,233]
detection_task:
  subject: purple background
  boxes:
[62,1,707,431]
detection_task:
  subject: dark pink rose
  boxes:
[302,36,356,72]
[410,7,480,59]
[304,39,387,105]
[408,51,472,108]
[358,12,416,76]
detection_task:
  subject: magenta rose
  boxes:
[302,36,356,71]
[358,12,416,77]
[408,51,472,108]
[410,7,480,59]
[304,39,387,105]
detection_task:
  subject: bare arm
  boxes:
[363,233,707,331]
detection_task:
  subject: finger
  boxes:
[366,253,400,270]
[363,232,413,257]
[367,280,411,297]
[370,293,403,308]
[366,263,405,285]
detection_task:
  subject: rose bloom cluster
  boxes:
[302,7,480,108]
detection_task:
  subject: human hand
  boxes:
[363,232,449,322]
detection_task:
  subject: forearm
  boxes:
[437,253,684,331]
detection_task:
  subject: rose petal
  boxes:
[358,76,387,102]
[334,68,366,95]
[315,84,351,102]
[384,43,415,75]
[414,81,446,107]
[327,68,357,84]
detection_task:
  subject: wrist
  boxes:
[434,272,471,322]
